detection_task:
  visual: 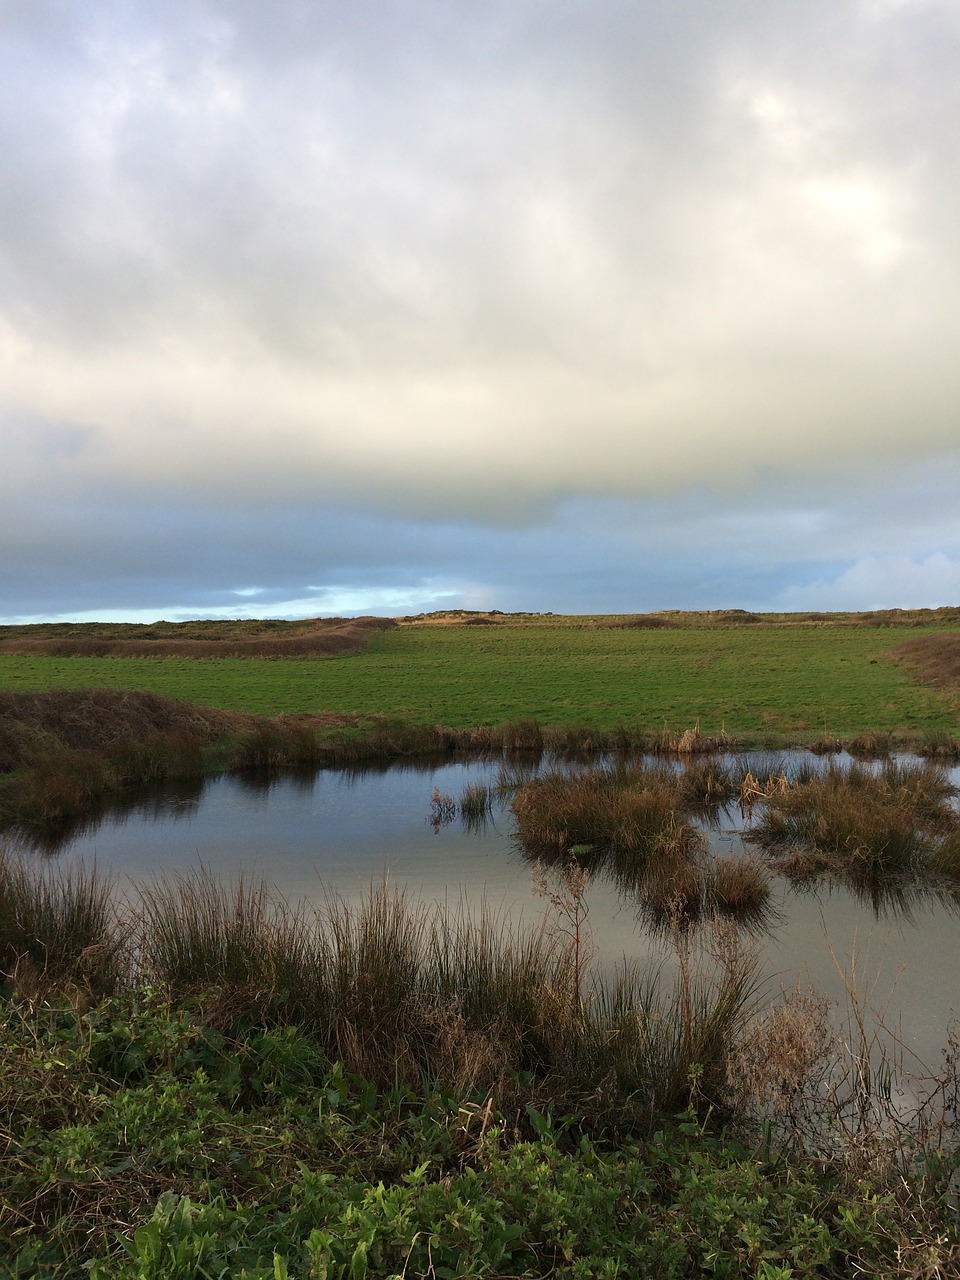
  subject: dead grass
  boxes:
[744,760,960,893]
[652,724,732,755]
[891,633,960,718]
[0,688,245,770]
[0,615,395,659]
[728,945,960,1226]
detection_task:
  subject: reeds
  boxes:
[0,849,122,998]
[0,855,761,1125]
[511,762,772,930]
[744,759,959,891]
[510,763,683,863]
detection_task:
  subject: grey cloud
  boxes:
[1,2,958,617]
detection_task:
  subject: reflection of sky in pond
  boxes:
[22,753,960,1068]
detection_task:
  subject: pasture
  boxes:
[0,614,957,741]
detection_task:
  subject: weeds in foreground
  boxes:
[1,854,959,1276]
[729,947,960,1217]
[0,855,757,1128]
[5,988,956,1279]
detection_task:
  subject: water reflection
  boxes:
[9,749,960,1065]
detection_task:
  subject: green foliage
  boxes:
[2,987,956,1278]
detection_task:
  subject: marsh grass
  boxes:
[677,758,737,813]
[458,781,496,828]
[0,740,203,834]
[0,849,122,999]
[651,725,731,755]
[918,730,960,763]
[0,853,763,1125]
[512,763,773,930]
[510,763,682,863]
[847,732,893,759]
[745,760,958,889]
[710,856,773,921]
[137,869,761,1119]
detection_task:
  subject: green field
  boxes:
[1,619,957,740]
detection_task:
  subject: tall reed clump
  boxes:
[745,759,959,885]
[137,870,317,1015]
[458,781,496,828]
[581,921,762,1122]
[509,763,683,865]
[0,849,123,998]
[131,871,761,1127]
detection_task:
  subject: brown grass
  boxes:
[0,615,394,659]
[890,632,960,691]
[0,688,245,771]
[744,760,959,888]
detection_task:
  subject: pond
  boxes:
[18,751,960,1070]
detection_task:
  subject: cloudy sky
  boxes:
[1,0,958,622]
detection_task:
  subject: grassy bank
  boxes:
[1,856,959,1278]
[0,614,958,737]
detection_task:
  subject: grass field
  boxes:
[0,617,957,740]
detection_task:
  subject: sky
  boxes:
[1,0,959,623]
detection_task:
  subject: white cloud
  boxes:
[776,554,960,612]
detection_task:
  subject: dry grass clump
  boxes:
[510,764,681,864]
[917,730,960,763]
[0,849,123,1000]
[677,758,737,813]
[636,824,709,927]
[927,831,960,882]
[728,985,840,1138]
[745,760,959,887]
[499,718,544,754]
[512,764,773,933]
[652,725,731,755]
[710,857,773,920]
[138,871,312,1002]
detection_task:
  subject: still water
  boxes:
[29,753,960,1068]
